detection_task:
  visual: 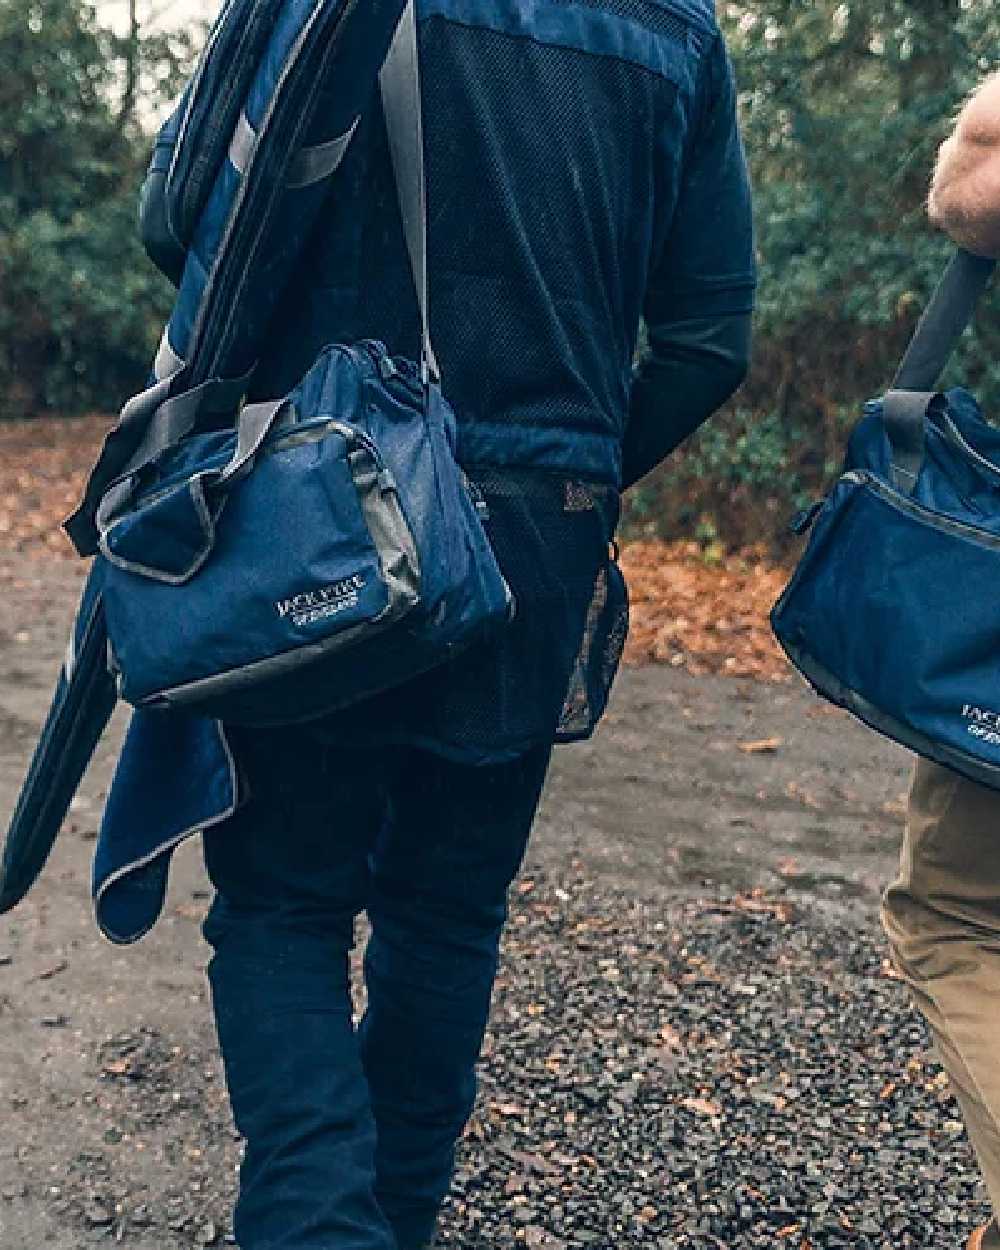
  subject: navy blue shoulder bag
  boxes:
[92,2,512,726]
[772,249,1000,787]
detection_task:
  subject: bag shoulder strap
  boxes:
[892,249,996,392]
[883,248,996,491]
[380,0,441,384]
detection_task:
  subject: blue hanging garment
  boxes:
[68,0,410,551]
[772,250,1000,789]
[1,0,411,914]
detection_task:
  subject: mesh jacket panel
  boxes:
[249,0,749,753]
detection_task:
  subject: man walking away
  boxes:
[197,2,755,1248]
[883,73,1000,1250]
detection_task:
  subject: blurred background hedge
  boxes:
[0,0,192,418]
[2,0,999,548]
[634,0,1000,549]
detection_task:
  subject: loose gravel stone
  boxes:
[17,873,990,1248]
[432,874,989,1249]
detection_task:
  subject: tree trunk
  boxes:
[118,0,140,128]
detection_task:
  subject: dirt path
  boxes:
[0,558,926,1249]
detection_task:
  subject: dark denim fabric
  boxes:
[201,726,552,1249]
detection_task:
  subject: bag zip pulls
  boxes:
[362,344,488,519]
[361,342,423,399]
[166,0,239,224]
[845,469,1000,550]
[364,345,488,518]
[364,348,487,517]
[462,475,490,522]
[787,399,1000,541]
[937,412,1000,486]
[316,419,394,482]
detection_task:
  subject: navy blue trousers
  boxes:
[201,726,552,1250]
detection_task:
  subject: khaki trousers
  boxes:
[882,758,1000,1220]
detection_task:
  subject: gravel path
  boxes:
[0,558,987,1249]
[448,874,987,1249]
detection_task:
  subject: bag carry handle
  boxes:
[380,0,441,385]
[884,249,996,491]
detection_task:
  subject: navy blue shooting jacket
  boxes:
[92,0,756,942]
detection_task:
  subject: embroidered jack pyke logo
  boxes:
[275,574,367,628]
[963,704,1000,748]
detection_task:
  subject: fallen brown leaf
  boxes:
[659,1024,684,1050]
[786,782,821,809]
[621,539,791,682]
[738,737,783,754]
[31,959,69,982]
[502,1149,562,1177]
[491,1101,525,1118]
[681,1096,721,1117]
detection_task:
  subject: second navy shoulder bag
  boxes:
[772,248,1000,788]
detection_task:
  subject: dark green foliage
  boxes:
[0,0,193,416]
[631,0,1000,550]
[5,0,1000,543]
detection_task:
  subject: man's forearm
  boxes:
[929,73,1000,257]
[621,313,751,491]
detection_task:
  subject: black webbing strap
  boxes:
[884,249,996,493]
[64,368,253,556]
[882,390,935,491]
[379,0,440,383]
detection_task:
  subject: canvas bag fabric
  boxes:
[771,249,1000,789]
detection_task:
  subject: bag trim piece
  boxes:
[347,446,422,614]
[777,640,1000,793]
[97,472,219,587]
[229,111,360,188]
[154,329,186,382]
[844,468,1000,553]
[139,600,403,713]
[287,120,360,188]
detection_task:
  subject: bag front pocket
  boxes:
[102,420,423,708]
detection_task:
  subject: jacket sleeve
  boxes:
[623,32,756,491]
[622,312,751,489]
